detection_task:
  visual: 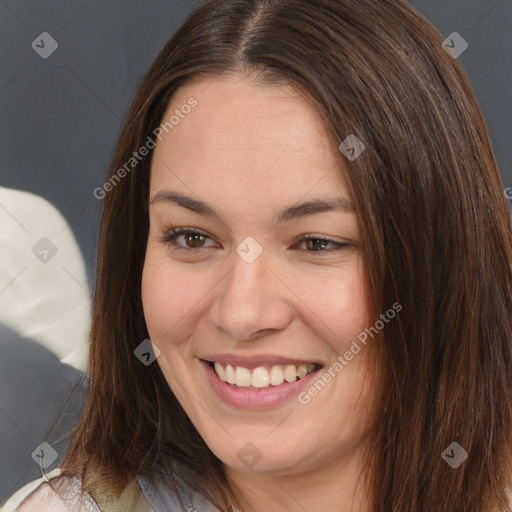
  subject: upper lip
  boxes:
[200,354,324,369]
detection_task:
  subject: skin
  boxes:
[141,73,378,512]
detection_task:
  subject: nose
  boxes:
[209,248,294,342]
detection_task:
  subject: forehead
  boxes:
[149,74,349,206]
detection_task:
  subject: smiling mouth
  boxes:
[206,361,322,389]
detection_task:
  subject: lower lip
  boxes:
[201,360,322,410]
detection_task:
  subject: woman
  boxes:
[6,0,512,511]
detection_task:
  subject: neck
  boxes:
[225,445,371,512]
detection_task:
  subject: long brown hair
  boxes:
[51,0,512,510]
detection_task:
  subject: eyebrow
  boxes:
[150,190,355,224]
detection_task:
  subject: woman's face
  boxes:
[142,74,376,477]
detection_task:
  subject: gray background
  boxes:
[0,0,511,505]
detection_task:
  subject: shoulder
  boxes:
[3,468,155,512]
[3,468,100,512]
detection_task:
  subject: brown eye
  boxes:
[183,233,207,248]
[298,236,350,252]
[304,238,331,251]
[160,228,216,251]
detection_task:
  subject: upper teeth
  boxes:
[213,362,316,388]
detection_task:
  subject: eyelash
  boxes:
[158,227,351,254]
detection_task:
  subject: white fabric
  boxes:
[2,467,62,511]
[0,187,91,371]
[3,468,100,512]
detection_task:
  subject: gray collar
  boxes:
[136,473,223,512]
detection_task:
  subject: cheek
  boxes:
[141,248,184,341]
[287,259,369,347]
[141,246,215,346]
[141,253,198,380]
[141,258,166,338]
